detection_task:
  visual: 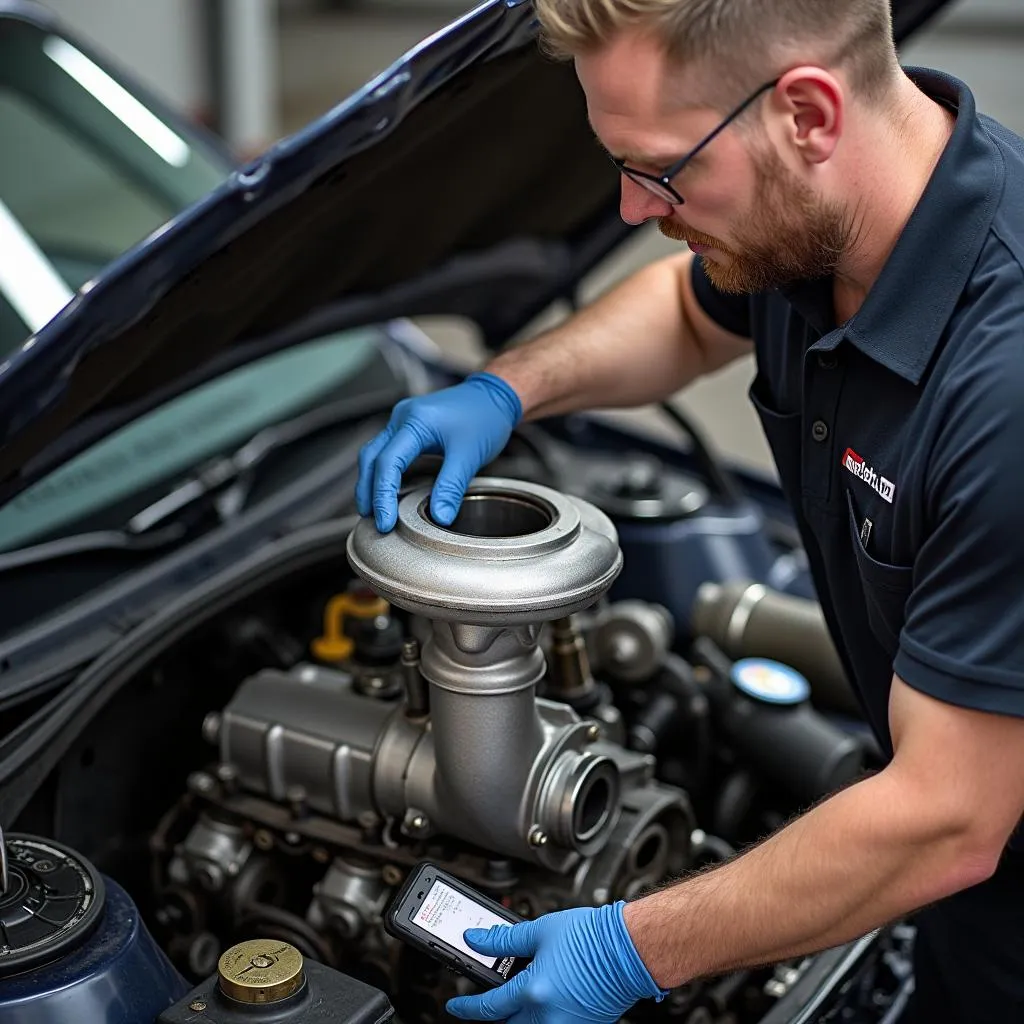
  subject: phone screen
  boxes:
[412,878,510,968]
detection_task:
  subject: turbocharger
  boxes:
[213,478,685,872]
[347,478,626,868]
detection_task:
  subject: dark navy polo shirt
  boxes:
[692,68,1024,842]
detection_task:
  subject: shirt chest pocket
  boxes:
[846,490,913,657]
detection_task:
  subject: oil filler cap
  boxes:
[730,658,811,706]
[218,938,305,1003]
[0,833,105,977]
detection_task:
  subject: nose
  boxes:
[619,176,674,226]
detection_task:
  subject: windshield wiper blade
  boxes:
[0,390,399,574]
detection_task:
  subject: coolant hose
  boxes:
[692,581,862,718]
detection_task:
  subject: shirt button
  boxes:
[817,352,838,370]
[811,420,829,442]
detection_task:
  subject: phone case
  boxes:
[383,862,525,988]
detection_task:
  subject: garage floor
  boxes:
[276,0,1024,477]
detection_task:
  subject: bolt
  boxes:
[196,863,224,892]
[410,814,425,830]
[215,763,238,792]
[187,771,216,796]
[287,785,308,818]
[401,638,420,662]
[527,827,548,848]
[253,829,274,851]
[357,810,381,830]
[585,722,601,742]
[285,831,301,846]
[382,864,403,886]
[201,713,221,746]
[312,846,330,864]
[189,1000,208,1013]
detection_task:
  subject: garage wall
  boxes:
[40,0,211,120]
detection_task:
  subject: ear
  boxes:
[769,67,844,165]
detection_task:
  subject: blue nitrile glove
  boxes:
[356,372,522,532]
[446,903,667,1024]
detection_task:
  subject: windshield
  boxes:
[0,15,228,351]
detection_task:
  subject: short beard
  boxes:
[659,147,852,294]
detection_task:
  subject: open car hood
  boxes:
[0,0,955,505]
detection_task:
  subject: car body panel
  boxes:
[0,0,955,506]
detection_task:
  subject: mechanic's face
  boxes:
[577,34,851,293]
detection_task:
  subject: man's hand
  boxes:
[445,903,666,1023]
[355,372,522,532]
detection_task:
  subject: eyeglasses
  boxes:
[609,78,779,205]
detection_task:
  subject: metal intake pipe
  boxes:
[346,479,624,866]
[691,581,861,717]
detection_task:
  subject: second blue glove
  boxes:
[446,902,667,1023]
[356,372,522,532]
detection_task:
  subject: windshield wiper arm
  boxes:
[0,390,398,574]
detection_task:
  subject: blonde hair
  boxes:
[535,0,900,109]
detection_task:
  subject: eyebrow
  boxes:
[587,124,683,169]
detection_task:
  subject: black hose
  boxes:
[656,653,713,792]
[658,401,744,506]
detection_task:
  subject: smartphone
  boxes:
[383,862,529,988]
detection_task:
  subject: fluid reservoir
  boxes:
[0,833,189,1024]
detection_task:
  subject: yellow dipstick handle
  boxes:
[311,591,389,661]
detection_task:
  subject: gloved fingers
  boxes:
[446,966,533,1020]
[372,428,429,532]
[356,428,393,517]
[428,446,478,526]
[464,919,542,958]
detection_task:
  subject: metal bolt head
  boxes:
[410,814,425,830]
[253,829,274,851]
[527,827,548,848]
[585,722,601,742]
[312,846,330,864]
[201,713,222,746]
[189,1000,208,1012]
[381,864,403,886]
[188,772,216,795]
[215,763,238,790]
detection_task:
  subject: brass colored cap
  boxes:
[217,939,305,1004]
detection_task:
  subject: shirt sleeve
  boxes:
[894,337,1024,717]
[690,254,752,338]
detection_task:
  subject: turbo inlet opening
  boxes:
[424,491,554,538]
[570,758,618,846]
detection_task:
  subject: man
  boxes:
[356,1,1024,1020]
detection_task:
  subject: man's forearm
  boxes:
[484,252,713,420]
[623,767,998,989]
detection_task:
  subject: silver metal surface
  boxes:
[593,601,675,683]
[179,815,253,893]
[218,665,391,819]
[0,822,7,897]
[346,478,623,624]
[307,859,387,939]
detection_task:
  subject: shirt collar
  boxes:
[788,69,1004,382]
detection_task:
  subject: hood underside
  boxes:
[0,0,956,505]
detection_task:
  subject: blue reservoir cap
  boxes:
[730,658,811,706]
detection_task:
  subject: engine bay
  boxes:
[2,467,913,1023]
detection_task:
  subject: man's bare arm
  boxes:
[623,676,1024,988]
[484,250,751,420]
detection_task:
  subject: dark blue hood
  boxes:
[0,0,953,506]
